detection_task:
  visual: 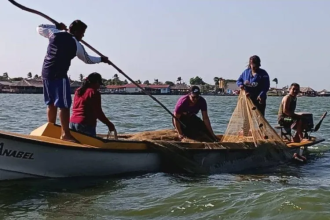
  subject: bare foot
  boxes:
[292,136,301,143]
[60,134,80,143]
[300,138,310,142]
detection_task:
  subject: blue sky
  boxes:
[1,0,329,90]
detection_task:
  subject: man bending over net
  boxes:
[172,86,218,142]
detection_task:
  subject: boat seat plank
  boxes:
[287,140,313,147]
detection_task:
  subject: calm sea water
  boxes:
[0,94,330,220]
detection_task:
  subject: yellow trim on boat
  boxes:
[286,138,316,147]
[0,123,323,151]
[29,123,149,150]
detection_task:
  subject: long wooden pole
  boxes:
[8,0,186,128]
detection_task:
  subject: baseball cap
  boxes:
[190,86,201,95]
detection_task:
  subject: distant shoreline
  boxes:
[0,92,328,97]
[0,91,237,96]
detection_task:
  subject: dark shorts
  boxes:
[278,117,298,129]
[172,114,215,141]
[69,122,96,137]
[43,78,72,109]
[251,98,266,116]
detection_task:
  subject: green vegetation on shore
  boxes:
[1,72,237,90]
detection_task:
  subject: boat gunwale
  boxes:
[54,123,326,150]
[0,131,157,153]
[0,129,325,153]
[0,131,256,152]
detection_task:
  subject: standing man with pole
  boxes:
[37,20,109,142]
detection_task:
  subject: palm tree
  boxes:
[79,74,84,82]
[27,72,32,79]
[272,78,278,88]
[34,74,39,79]
[113,74,120,85]
[3,72,8,79]
[213,77,219,85]
[214,77,220,89]
[165,81,174,86]
[213,77,219,93]
[177,77,182,84]
[101,78,107,86]
[106,79,113,85]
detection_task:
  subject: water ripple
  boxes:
[0,94,330,219]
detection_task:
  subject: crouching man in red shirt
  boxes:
[70,72,116,136]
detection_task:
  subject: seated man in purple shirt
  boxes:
[173,86,218,141]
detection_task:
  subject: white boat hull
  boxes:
[0,138,161,181]
[0,122,325,180]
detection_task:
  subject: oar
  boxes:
[313,111,327,132]
[7,0,186,128]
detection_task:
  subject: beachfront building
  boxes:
[148,84,171,94]
[219,78,225,93]
[69,81,82,94]
[12,79,43,93]
[126,84,171,94]
[124,83,146,93]
[299,87,317,97]
[318,89,330,97]
[225,82,239,94]
[0,79,43,93]
[106,84,171,94]
[0,81,14,93]
[106,85,126,94]
[69,80,109,94]
[0,78,83,94]
[267,87,286,96]
[170,84,190,95]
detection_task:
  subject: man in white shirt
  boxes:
[37,20,109,142]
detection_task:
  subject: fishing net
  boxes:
[127,129,181,141]
[127,129,208,143]
[120,90,288,174]
[220,90,286,147]
[127,90,285,147]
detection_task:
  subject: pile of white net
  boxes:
[126,91,286,147]
[220,90,286,147]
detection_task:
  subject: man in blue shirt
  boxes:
[236,55,270,116]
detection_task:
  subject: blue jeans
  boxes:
[69,122,96,137]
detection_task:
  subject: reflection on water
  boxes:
[0,94,330,219]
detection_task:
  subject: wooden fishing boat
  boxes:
[0,121,325,181]
[4,0,327,181]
